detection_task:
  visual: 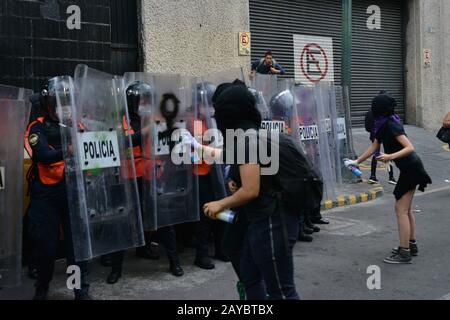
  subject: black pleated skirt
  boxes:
[394,158,432,201]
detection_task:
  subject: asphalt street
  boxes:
[1,125,449,300]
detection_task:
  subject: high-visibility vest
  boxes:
[24,117,65,185]
[192,119,211,176]
[121,116,143,178]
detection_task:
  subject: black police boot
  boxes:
[303,225,314,235]
[306,221,320,233]
[194,256,215,270]
[136,245,160,260]
[311,218,330,225]
[106,268,122,285]
[33,284,49,301]
[298,233,314,242]
[100,254,113,267]
[214,252,231,263]
[298,227,314,242]
[169,259,184,277]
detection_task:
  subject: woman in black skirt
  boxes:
[346,93,432,264]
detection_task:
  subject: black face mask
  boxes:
[371,94,397,118]
[214,84,261,132]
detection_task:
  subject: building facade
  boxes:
[1,0,448,130]
[139,0,450,131]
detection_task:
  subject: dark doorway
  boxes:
[110,0,139,75]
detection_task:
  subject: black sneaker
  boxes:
[410,242,419,256]
[392,243,419,257]
[388,177,398,185]
[384,248,412,264]
[368,176,379,184]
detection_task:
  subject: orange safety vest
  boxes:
[24,117,65,185]
[121,116,144,179]
[192,119,211,176]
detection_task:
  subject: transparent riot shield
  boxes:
[294,85,335,200]
[54,65,145,262]
[195,81,227,201]
[200,69,247,202]
[124,72,200,230]
[335,86,358,183]
[249,74,278,120]
[261,78,301,141]
[315,82,342,186]
[203,68,246,87]
[0,85,32,287]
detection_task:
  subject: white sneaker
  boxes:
[388,178,397,185]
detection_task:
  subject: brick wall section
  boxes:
[0,0,112,92]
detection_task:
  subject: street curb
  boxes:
[321,185,384,211]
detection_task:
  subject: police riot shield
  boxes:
[124,72,200,230]
[262,79,301,141]
[54,65,145,262]
[196,81,227,201]
[201,68,247,200]
[335,85,358,183]
[0,85,32,287]
[249,74,278,120]
[294,85,336,201]
[315,82,342,186]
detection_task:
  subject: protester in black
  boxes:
[365,93,396,185]
[347,93,432,264]
[187,82,300,299]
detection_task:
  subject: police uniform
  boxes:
[192,118,228,270]
[25,116,89,300]
[105,84,183,283]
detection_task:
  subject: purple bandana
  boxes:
[371,114,401,141]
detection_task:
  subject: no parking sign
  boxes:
[294,34,335,85]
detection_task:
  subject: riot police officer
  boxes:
[24,78,90,300]
[269,90,322,242]
[104,81,184,284]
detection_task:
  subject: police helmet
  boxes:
[126,81,153,113]
[269,90,294,119]
[196,82,217,107]
[39,77,58,110]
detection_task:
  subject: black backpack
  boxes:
[269,133,324,211]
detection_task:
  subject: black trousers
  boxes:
[195,175,226,258]
[109,226,179,271]
[240,211,300,300]
[28,195,89,298]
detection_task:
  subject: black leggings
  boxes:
[371,156,394,179]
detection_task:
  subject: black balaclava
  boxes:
[371,93,397,118]
[213,83,261,134]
